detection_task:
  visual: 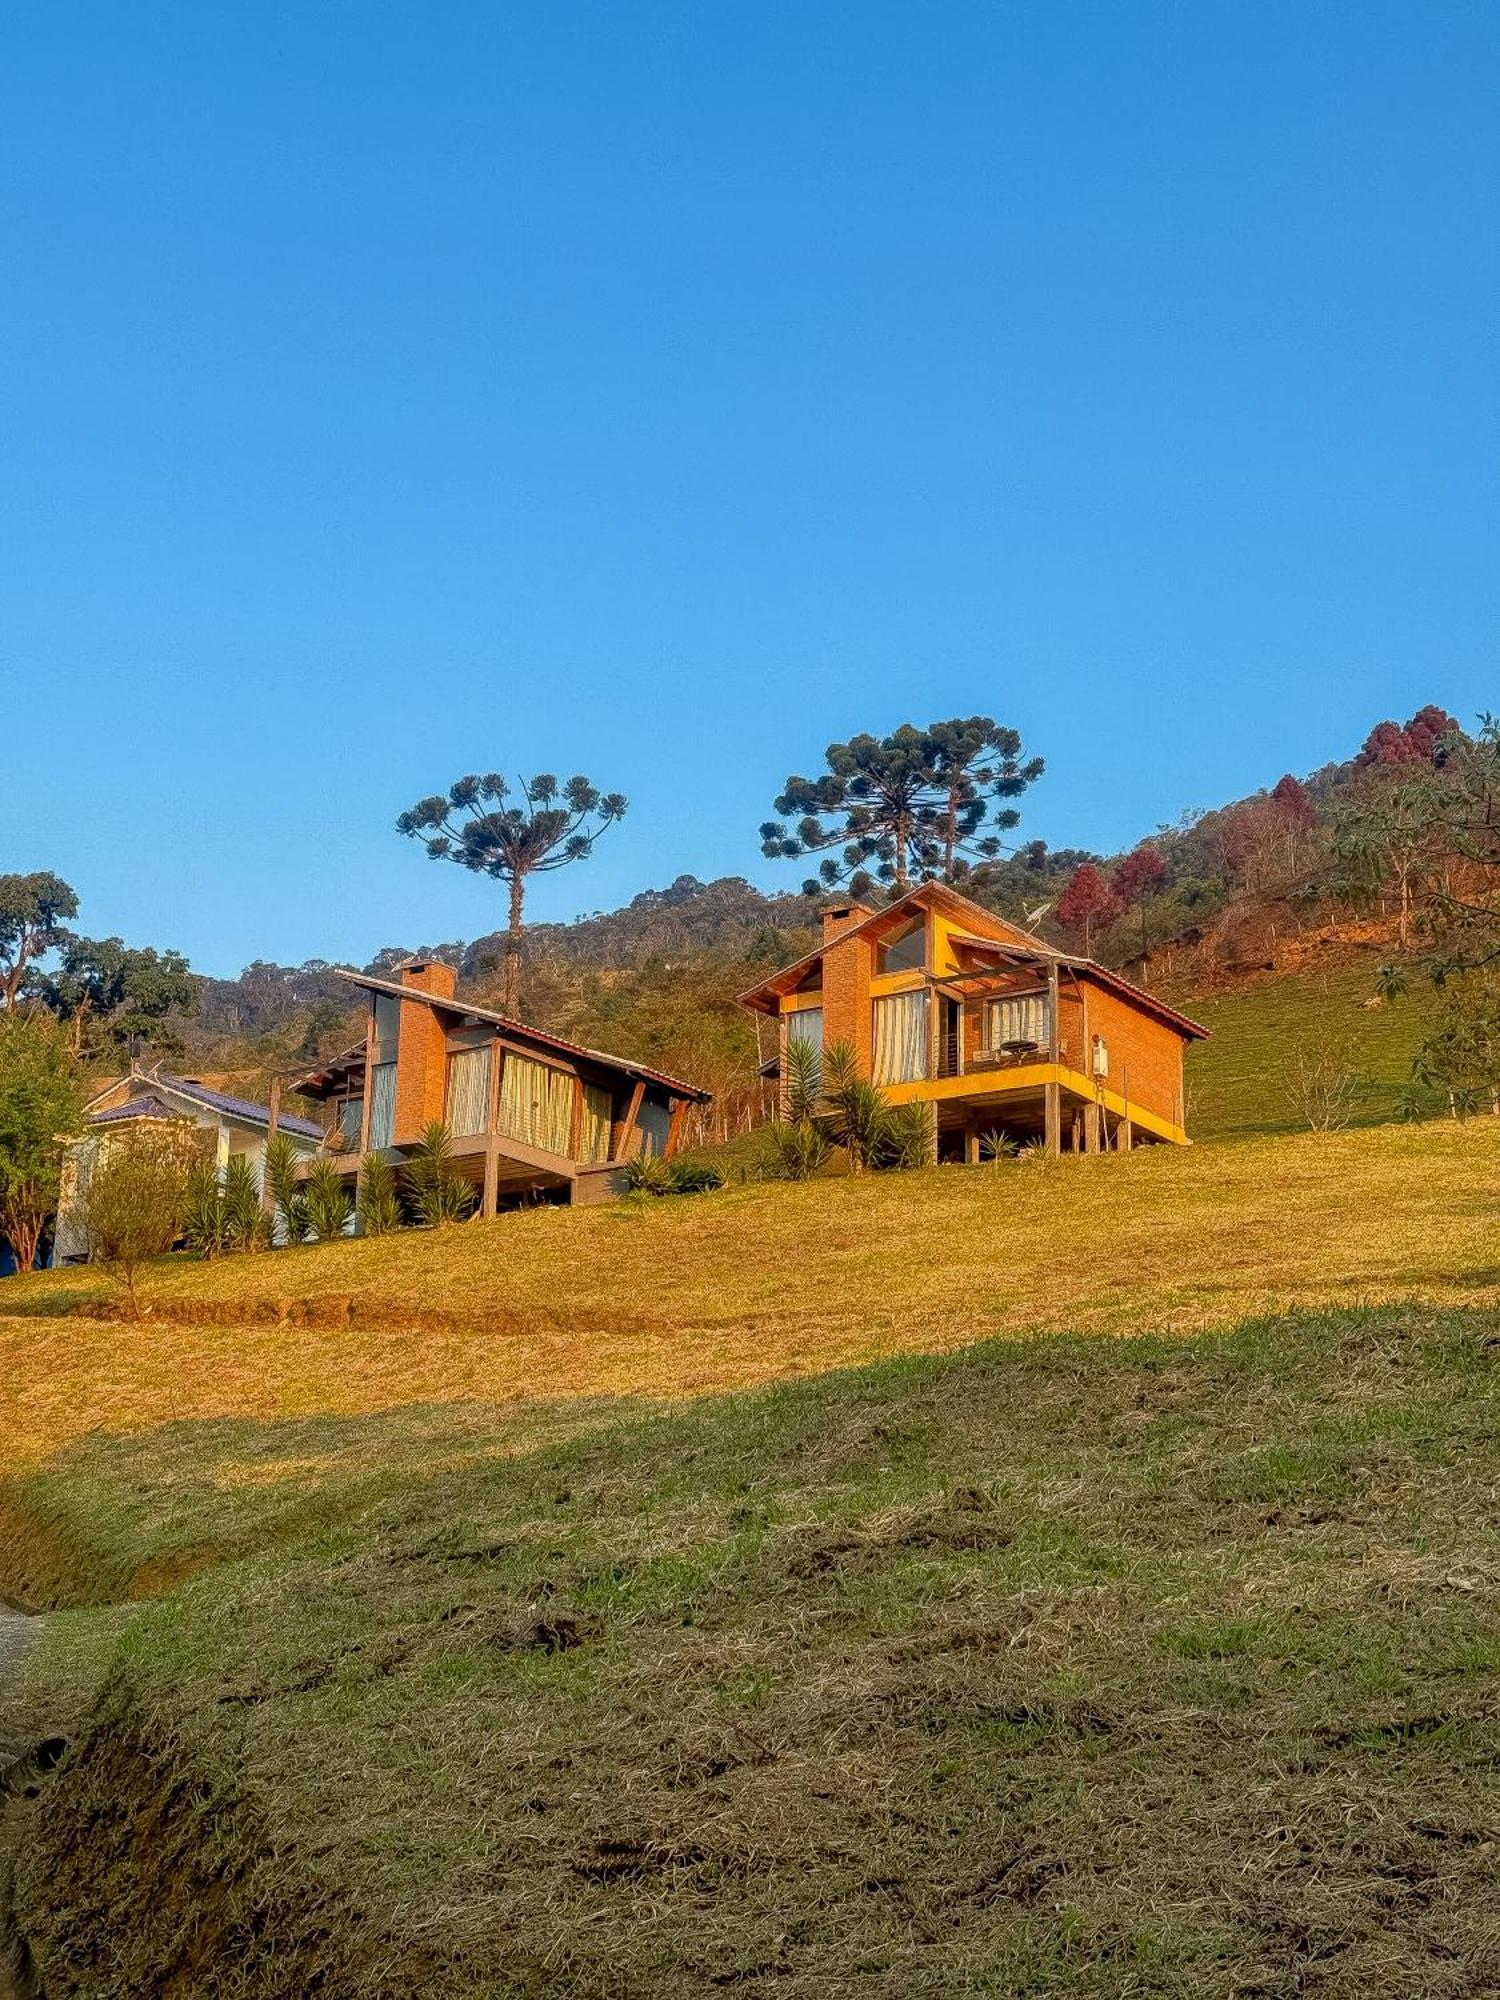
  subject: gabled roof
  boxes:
[321,970,711,1102]
[85,1069,324,1140]
[738,881,1209,1041]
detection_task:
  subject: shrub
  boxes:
[357,1152,402,1236]
[81,1127,194,1318]
[304,1159,352,1242]
[0,1012,84,1273]
[621,1155,725,1196]
[621,1153,674,1195]
[761,1117,832,1182]
[877,1102,934,1171]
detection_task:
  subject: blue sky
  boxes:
[3,3,1496,976]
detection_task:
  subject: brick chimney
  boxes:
[390,959,457,1142]
[821,901,873,946]
[398,958,458,1001]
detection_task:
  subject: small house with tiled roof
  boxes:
[739,881,1208,1158]
[53,1068,323,1263]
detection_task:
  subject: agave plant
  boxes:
[182,1161,228,1260]
[878,1102,934,1171]
[356,1151,402,1235]
[821,1040,893,1172]
[263,1133,307,1246]
[304,1159,352,1242]
[222,1154,270,1252]
[407,1122,476,1227]
[761,1116,833,1182]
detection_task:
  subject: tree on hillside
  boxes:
[759,719,1043,897]
[38,936,195,1058]
[1056,863,1117,954]
[0,1012,82,1273]
[1113,846,1168,958]
[1358,706,1463,770]
[81,1125,197,1319]
[0,873,78,1010]
[1332,771,1453,950]
[396,774,627,1014]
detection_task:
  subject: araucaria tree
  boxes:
[760,719,1043,897]
[397,774,627,1013]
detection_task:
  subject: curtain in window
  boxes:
[446,1047,492,1135]
[985,994,1051,1051]
[871,991,929,1084]
[368,1062,396,1149]
[578,1083,612,1164]
[497,1054,574,1154]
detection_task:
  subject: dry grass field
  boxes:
[4,1118,1498,1485]
[6,1114,1500,1996]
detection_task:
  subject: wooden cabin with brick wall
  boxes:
[739,882,1207,1158]
[292,960,709,1213]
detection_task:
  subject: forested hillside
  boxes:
[1,703,1482,1141]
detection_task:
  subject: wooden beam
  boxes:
[481,1139,499,1219]
[613,1080,647,1161]
[665,1097,690,1158]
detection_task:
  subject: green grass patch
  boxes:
[10,1304,1500,1996]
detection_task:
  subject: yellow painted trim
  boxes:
[882,1064,1188,1146]
[869,968,925,997]
[779,990,825,1014]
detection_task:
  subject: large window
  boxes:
[338,1097,364,1147]
[497,1053,574,1155]
[875,918,926,976]
[446,1046,492,1136]
[872,990,929,1084]
[786,1005,824,1086]
[372,992,402,1051]
[368,1062,396,1149]
[985,993,1051,1052]
[578,1083,613,1164]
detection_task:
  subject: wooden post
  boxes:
[481,1139,499,1218]
[1045,959,1062,1156]
[568,1076,584,1161]
[1120,1064,1134,1151]
[261,1078,282,1215]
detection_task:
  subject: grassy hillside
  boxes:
[6,1117,1499,1995]
[1180,962,1433,1142]
[4,1121,1498,1496]
[9,1303,1500,1996]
